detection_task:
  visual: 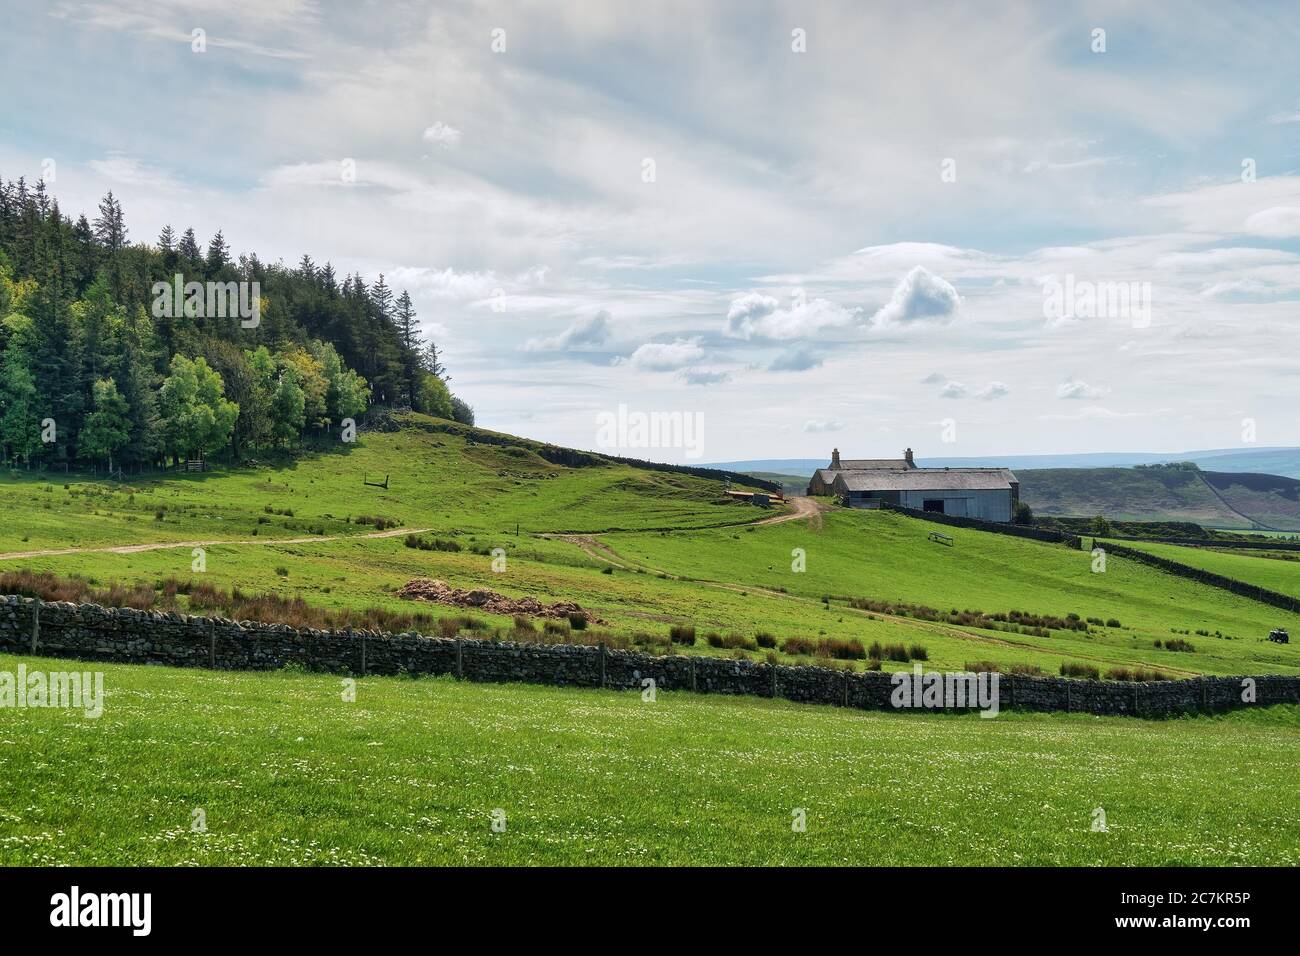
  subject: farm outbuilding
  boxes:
[809,448,1019,522]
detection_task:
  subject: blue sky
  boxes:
[4,0,1300,462]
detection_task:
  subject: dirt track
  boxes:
[0,526,430,562]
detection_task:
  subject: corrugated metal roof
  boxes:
[832,468,1016,492]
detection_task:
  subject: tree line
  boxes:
[0,176,473,470]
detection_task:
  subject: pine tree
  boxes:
[158,225,176,254]
[206,230,230,272]
[177,227,201,264]
[92,191,127,253]
[394,290,421,407]
[420,340,446,380]
[370,273,393,321]
[29,205,84,461]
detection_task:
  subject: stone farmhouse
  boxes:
[807,448,1020,522]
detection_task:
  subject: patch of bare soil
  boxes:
[396,578,600,622]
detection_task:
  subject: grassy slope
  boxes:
[1103,537,1300,602]
[604,510,1300,675]
[6,417,1300,676]
[0,414,759,555]
[2,652,1296,866]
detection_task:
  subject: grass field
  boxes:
[5,418,1300,869]
[4,416,1300,678]
[604,510,1300,675]
[2,651,1297,866]
[1102,537,1300,601]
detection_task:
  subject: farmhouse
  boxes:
[808,448,1019,522]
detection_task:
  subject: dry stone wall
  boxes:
[2,594,1297,716]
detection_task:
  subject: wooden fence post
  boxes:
[599,643,606,688]
[842,670,849,707]
[770,665,778,699]
[456,638,464,679]
[30,600,39,654]
[690,657,697,693]
[208,619,216,669]
[361,631,368,677]
[1133,684,1140,717]
[1065,681,1071,713]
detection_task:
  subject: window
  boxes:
[922,499,945,514]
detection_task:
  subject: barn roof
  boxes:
[832,468,1017,492]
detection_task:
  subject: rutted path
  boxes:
[0,526,432,562]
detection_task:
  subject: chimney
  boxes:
[904,447,914,467]
[831,448,841,469]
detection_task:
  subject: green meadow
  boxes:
[1102,537,1300,602]
[2,652,1296,866]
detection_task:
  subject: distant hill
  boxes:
[1018,467,1300,531]
[713,446,1300,479]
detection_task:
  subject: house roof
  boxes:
[811,468,839,485]
[832,468,1018,492]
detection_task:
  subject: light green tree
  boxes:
[80,377,131,471]
[269,365,306,447]
[157,355,239,463]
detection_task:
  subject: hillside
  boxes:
[5,415,1300,678]
[1019,467,1300,530]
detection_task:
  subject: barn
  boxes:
[808,448,1019,522]
[807,447,916,495]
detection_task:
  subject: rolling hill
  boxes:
[1019,467,1300,530]
[4,413,1300,675]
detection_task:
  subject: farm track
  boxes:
[0,525,433,562]
[0,496,1202,677]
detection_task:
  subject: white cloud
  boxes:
[768,349,822,372]
[422,122,462,149]
[524,311,612,352]
[1243,207,1300,239]
[870,266,961,329]
[974,381,1010,400]
[621,339,705,372]
[940,381,968,399]
[87,152,181,190]
[1056,378,1106,400]
[725,291,858,340]
[803,419,845,433]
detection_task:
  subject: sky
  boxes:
[3,0,1300,464]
